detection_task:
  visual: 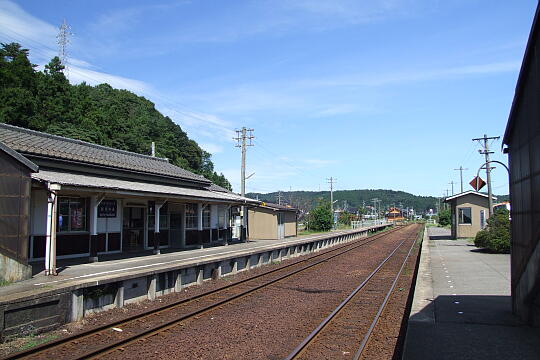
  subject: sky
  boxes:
[0,0,537,197]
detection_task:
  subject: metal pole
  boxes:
[483,135,494,216]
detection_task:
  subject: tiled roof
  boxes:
[0,123,210,184]
[0,141,38,172]
[259,202,298,212]
[32,170,259,204]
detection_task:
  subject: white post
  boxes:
[197,203,203,249]
[45,184,59,276]
[45,197,53,275]
[153,201,164,254]
[197,203,203,231]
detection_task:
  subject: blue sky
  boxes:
[0,0,536,197]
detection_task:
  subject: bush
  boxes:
[308,200,333,231]
[474,208,510,253]
[474,229,489,248]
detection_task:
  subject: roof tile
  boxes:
[0,123,210,184]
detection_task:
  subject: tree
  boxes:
[308,200,333,231]
[438,209,451,227]
[0,43,233,190]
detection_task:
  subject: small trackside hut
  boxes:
[0,123,258,278]
[248,202,298,240]
[443,191,495,239]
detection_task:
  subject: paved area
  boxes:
[0,227,380,303]
[403,227,540,359]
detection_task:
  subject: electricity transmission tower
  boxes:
[57,19,72,80]
[234,127,254,241]
[454,166,468,193]
[473,134,500,216]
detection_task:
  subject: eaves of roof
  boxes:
[503,3,540,146]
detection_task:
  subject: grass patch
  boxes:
[0,279,12,287]
[16,334,59,352]
[298,229,329,236]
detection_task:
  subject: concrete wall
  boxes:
[284,211,297,237]
[248,208,278,240]
[0,252,31,283]
[504,18,540,324]
[451,194,490,238]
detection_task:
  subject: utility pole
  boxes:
[57,19,72,80]
[276,191,283,205]
[473,134,500,216]
[448,181,455,195]
[454,166,468,193]
[327,177,336,226]
[234,127,254,241]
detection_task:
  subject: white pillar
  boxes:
[90,195,98,236]
[197,203,203,231]
[180,204,186,248]
[45,184,59,276]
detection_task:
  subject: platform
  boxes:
[0,224,390,341]
[402,227,540,359]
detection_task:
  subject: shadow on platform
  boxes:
[404,295,540,359]
[429,235,453,240]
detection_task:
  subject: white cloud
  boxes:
[200,143,224,154]
[0,1,57,49]
[159,107,236,141]
[69,66,151,93]
[300,61,521,88]
[304,159,338,166]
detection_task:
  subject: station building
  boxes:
[0,123,258,280]
[503,2,540,326]
[248,202,298,240]
[443,191,494,239]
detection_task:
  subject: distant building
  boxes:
[502,2,540,326]
[385,207,405,223]
[443,191,495,239]
[248,202,298,240]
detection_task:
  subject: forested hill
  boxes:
[247,189,509,213]
[247,189,440,213]
[0,43,231,190]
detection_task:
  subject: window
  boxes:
[202,206,211,228]
[186,203,198,229]
[218,206,226,229]
[58,197,87,232]
[458,207,472,224]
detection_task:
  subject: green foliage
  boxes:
[308,200,333,231]
[474,208,510,253]
[438,209,451,227]
[338,211,355,226]
[0,43,232,190]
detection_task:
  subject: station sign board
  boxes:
[98,199,117,218]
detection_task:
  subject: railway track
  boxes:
[285,223,421,360]
[4,225,405,360]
